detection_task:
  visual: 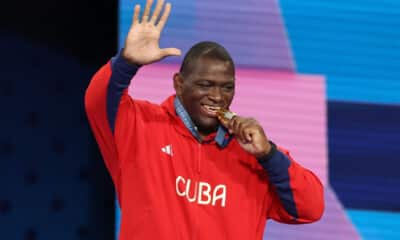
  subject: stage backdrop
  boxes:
[117,0,400,239]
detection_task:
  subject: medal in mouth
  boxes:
[217,108,236,124]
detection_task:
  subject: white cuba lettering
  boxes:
[185,178,197,203]
[175,176,227,207]
[197,182,211,205]
[212,185,226,207]
[176,176,186,197]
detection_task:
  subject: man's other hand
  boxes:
[219,115,272,158]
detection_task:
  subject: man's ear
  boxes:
[173,73,183,96]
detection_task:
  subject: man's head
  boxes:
[174,41,235,136]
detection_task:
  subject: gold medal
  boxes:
[217,108,236,125]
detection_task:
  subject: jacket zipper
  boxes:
[192,143,202,240]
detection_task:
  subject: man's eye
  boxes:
[197,83,211,88]
[223,85,234,91]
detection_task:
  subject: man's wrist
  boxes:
[121,48,144,67]
[114,48,141,67]
[256,141,277,163]
[107,49,141,87]
[111,49,141,80]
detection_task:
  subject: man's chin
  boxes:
[196,119,219,135]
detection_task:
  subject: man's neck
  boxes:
[197,127,218,141]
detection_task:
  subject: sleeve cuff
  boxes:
[257,141,278,163]
[257,141,291,176]
[110,49,141,85]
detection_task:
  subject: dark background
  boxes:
[1,0,117,239]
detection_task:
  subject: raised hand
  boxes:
[219,115,272,158]
[122,0,181,65]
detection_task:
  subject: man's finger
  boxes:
[231,117,242,135]
[142,0,154,22]
[160,48,182,57]
[157,2,171,30]
[243,128,254,142]
[150,0,165,24]
[132,4,141,25]
[224,115,237,134]
[240,123,252,142]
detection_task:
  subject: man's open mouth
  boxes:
[201,104,221,117]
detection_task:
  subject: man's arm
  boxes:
[219,116,324,223]
[84,0,180,203]
[258,146,324,223]
[84,55,139,198]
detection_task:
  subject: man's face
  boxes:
[174,56,235,135]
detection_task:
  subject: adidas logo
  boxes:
[161,144,173,156]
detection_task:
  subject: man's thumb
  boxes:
[160,48,182,57]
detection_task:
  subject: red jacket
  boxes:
[84,55,324,240]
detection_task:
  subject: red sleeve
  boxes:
[262,147,324,223]
[84,58,139,205]
[85,62,123,199]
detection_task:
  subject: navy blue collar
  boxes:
[174,97,232,148]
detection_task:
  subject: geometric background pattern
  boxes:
[118,0,400,239]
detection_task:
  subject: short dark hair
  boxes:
[179,41,235,77]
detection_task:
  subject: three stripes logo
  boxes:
[161,144,173,156]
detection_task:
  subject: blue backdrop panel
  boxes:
[328,101,400,210]
[280,0,400,104]
[347,209,400,240]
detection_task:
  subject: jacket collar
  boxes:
[161,95,232,148]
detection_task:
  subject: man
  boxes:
[85,0,324,239]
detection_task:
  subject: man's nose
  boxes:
[208,86,223,102]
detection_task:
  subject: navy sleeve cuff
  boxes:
[257,142,298,219]
[257,141,277,163]
[110,49,141,85]
[257,141,291,177]
[106,49,140,133]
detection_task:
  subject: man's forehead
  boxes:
[189,57,234,75]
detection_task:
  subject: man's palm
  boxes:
[122,0,181,65]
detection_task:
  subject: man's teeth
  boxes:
[205,106,220,112]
